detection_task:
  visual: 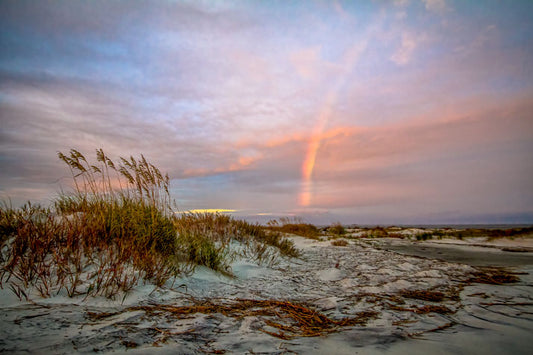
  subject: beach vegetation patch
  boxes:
[331,239,348,247]
[364,226,389,238]
[416,232,434,241]
[0,149,298,300]
[327,222,346,236]
[265,218,320,240]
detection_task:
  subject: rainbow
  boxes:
[299,92,336,206]
[298,41,367,207]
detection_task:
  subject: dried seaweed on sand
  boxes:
[467,268,520,285]
[101,298,379,340]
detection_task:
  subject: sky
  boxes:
[1,0,532,225]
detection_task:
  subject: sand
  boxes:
[1,234,532,354]
[378,238,533,267]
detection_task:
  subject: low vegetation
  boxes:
[363,226,389,238]
[327,222,346,236]
[331,239,348,247]
[344,226,532,241]
[174,212,299,273]
[414,228,533,241]
[453,228,533,240]
[416,232,435,241]
[265,217,321,239]
[0,149,298,300]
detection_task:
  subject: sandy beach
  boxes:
[1,232,532,354]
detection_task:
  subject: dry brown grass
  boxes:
[327,223,346,236]
[265,218,320,239]
[388,303,452,314]
[399,290,446,302]
[362,226,389,238]
[91,298,379,340]
[1,149,183,299]
[331,239,348,247]
[467,268,520,285]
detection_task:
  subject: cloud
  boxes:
[422,0,448,13]
[305,95,533,214]
[394,0,410,7]
[1,1,532,223]
[290,46,322,80]
[390,32,418,65]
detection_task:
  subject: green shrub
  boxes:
[416,232,433,241]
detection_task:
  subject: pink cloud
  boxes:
[390,32,418,65]
[289,46,322,80]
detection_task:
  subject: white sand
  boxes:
[1,234,532,354]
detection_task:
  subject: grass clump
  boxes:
[327,223,346,236]
[331,239,348,247]
[416,232,434,241]
[414,228,533,242]
[364,226,389,238]
[231,218,300,258]
[0,149,299,300]
[1,149,182,298]
[178,229,230,273]
[265,218,320,240]
[174,213,299,271]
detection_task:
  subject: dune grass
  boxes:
[331,239,348,247]
[0,149,298,300]
[174,212,299,273]
[327,222,346,236]
[452,227,533,240]
[265,217,321,239]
